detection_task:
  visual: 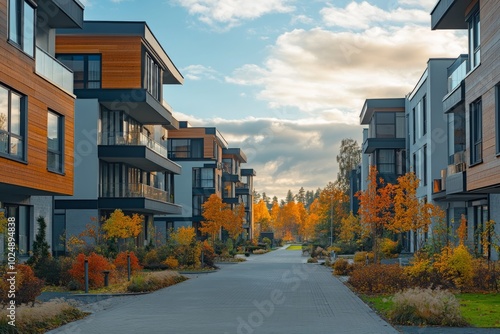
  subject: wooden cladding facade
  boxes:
[168,128,222,160]
[465,0,500,191]
[0,2,75,196]
[56,35,143,89]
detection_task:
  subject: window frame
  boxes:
[0,83,26,161]
[496,84,500,155]
[467,7,481,70]
[56,54,102,89]
[423,144,427,186]
[145,53,162,101]
[8,0,35,57]
[470,98,483,165]
[168,138,203,159]
[422,95,427,136]
[47,110,64,174]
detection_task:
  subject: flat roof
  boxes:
[359,98,406,124]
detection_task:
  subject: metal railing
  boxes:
[35,47,74,93]
[99,183,170,203]
[99,132,168,157]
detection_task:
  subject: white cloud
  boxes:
[291,14,314,25]
[226,26,466,115]
[320,1,429,30]
[172,0,295,30]
[182,64,222,81]
[398,0,437,11]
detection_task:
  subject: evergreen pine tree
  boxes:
[27,216,51,267]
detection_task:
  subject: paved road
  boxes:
[48,247,399,334]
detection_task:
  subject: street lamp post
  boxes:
[330,196,333,247]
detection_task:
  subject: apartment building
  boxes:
[52,21,183,252]
[155,121,255,241]
[406,58,455,251]
[431,0,500,259]
[0,0,84,258]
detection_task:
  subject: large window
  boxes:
[47,111,63,173]
[422,96,427,136]
[496,84,500,154]
[0,84,25,160]
[192,195,206,216]
[56,54,102,89]
[9,0,35,57]
[470,99,482,164]
[377,149,395,174]
[468,8,481,70]
[193,167,214,188]
[145,53,162,101]
[412,108,416,143]
[448,112,466,164]
[423,145,427,186]
[168,139,203,159]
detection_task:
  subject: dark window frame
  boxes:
[8,0,35,57]
[422,95,427,136]
[56,54,102,89]
[496,84,500,155]
[467,6,481,70]
[168,138,203,159]
[47,110,64,174]
[0,83,26,161]
[145,53,162,101]
[470,98,482,165]
[423,144,427,186]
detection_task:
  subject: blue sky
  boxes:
[80,0,466,200]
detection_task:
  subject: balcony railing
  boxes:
[100,132,168,158]
[100,183,170,203]
[447,56,468,93]
[447,151,466,176]
[35,47,74,93]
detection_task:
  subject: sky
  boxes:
[80,0,467,200]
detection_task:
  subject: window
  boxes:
[168,139,203,159]
[8,0,35,57]
[193,168,214,188]
[422,96,427,136]
[0,84,25,160]
[423,145,427,186]
[496,84,500,154]
[412,108,416,143]
[377,149,395,174]
[396,113,405,138]
[192,195,205,216]
[47,111,63,173]
[470,99,482,164]
[375,113,395,138]
[145,53,162,101]
[412,152,417,177]
[56,54,102,89]
[448,112,466,164]
[468,8,481,70]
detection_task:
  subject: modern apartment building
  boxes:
[52,21,183,252]
[155,122,255,241]
[431,0,500,259]
[406,58,455,252]
[0,0,84,258]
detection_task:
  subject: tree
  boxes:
[390,172,445,249]
[254,199,271,234]
[296,187,306,205]
[339,212,369,245]
[200,194,232,242]
[102,209,144,249]
[225,203,245,240]
[356,166,394,263]
[336,138,361,194]
[286,190,295,203]
[27,216,51,269]
[298,199,321,241]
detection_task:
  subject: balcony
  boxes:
[98,132,181,173]
[223,173,241,183]
[223,197,240,205]
[99,183,181,215]
[38,0,84,29]
[362,138,405,154]
[35,47,74,94]
[443,56,467,113]
[431,0,468,30]
[236,185,251,196]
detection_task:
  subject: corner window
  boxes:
[168,139,203,159]
[9,0,35,57]
[47,111,63,173]
[56,54,102,89]
[145,53,162,101]
[468,8,480,70]
[0,84,26,160]
[470,99,482,164]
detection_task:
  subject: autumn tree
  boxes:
[316,182,349,246]
[225,203,245,240]
[336,138,361,195]
[171,226,197,265]
[356,166,394,263]
[102,209,144,250]
[339,211,369,244]
[390,172,445,249]
[254,199,271,235]
[269,200,283,239]
[200,194,231,242]
[298,199,321,241]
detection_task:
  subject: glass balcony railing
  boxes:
[447,56,468,93]
[35,47,74,93]
[99,132,168,158]
[100,183,170,203]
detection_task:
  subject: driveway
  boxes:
[48,247,398,334]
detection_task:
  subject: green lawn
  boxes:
[362,293,500,328]
[286,245,303,251]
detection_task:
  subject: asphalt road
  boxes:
[47,247,399,334]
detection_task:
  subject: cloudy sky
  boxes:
[81,0,467,200]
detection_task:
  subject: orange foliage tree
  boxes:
[356,166,394,263]
[102,209,144,249]
[254,199,271,236]
[225,203,245,240]
[316,182,349,246]
[200,194,232,242]
[298,199,321,241]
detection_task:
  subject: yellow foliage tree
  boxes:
[339,211,368,243]
[0,212,7,234]
[269,200,283,238]
[225,203,245,240]
[200,194,232,242]
[171,226,196,247]
[254,199,271,235]
[102,209,144,241]
[299,199,321,242]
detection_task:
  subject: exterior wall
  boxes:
[0,1,75,197]
[489,194,500,260]
[56,35,143,89]
[30,196,53,248]
[465,0,500,191]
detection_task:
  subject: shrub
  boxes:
[0,264,44,306]
[333,258,353,276]
[262,237,272,248]
[433,245,474,290]
[471,259,500,292]
[201,240,216,267]
[68,253,114,289]
[163,256,179,269]
[354,251,374,264]
[27,216,52,276]
[348,264,409,294]
[307,257,318,263]
[380,238,399,258]
[114,251,142,274]
[390,288,467,326]
[127,271,186,292]
[142,249,161,267]
[253,249,267,254]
